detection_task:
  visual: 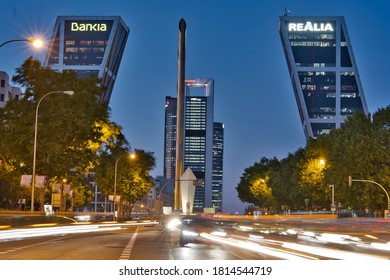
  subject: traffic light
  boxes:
[348,176,352,187]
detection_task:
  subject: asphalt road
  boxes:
[0,218,389,260]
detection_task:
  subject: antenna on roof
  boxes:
[284,7,290,16]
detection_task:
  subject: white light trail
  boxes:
[0,222,154,242]
[200,233,313,260]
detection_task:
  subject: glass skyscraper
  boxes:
[164,97,177,180]
[212,122,224,211]
[164,78,224,212]
[279,16,368,138]
[44,16,129,103]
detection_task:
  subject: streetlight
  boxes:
[0,38,44,49]
[113,152,135,221]
[329,185,335,214]
[31,90,74,213]
[348,176,390,216]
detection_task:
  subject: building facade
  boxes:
[164,78,224,212]
[44,16,129,103]
[212,122,224,211]
[164,97,177,180]
[279,16,368,138]
[0,71,21,108]
[162,97,177,207]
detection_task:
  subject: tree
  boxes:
[236,157,274,208]
[0,57,122,210]
[322,110,388,212]
[236,107,389,214]
[269,149,306,211]
[94,148,156,219]
[372,106,390,186]
[298,137,330,209]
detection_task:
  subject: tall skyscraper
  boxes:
[212,122,224,212]
[44,16,129,103]
[164,78,224,212]
[164,96,177,180]
[163,96,177,206]
[279,16,368,138]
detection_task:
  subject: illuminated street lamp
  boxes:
[31,90,74,213]
[0,38,44,48]
[113,152,136,221]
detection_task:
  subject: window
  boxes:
[0,94,5,102]
[1,79,5,88]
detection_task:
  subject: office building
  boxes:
[0,71,21,108]
[162,97,177,207]
[279,16,368,138]
[44,16,129,103]
[212,122,224,212]
[164,97,177,180]
[164,78,224,212]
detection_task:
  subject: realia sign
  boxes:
[288,22,334,32]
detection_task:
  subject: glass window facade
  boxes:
[44,16,129,103]
[184,97,207,210]
[164,97,177,180]
[288,21,336,67]
[63,20,113,66]
[212,122,224,212]
[311,123,336,137]
[299,71,336,119]
[340,71,364,118]
[279,16,368,138]
[163,78,223,212]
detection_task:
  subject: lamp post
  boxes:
[31,90,74,213]
[0,153,7,180]
[329,185,335,214]
[113,152,135,221]
[348,176,390,215]
[0,38,44,48]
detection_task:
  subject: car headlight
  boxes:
[167,218,181,230]
[210,231,227,237]
[182,230,199,237]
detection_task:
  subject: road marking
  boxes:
[0,235,69,255]
[365,234,378,240]
[119,226,140,260]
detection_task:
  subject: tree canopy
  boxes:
[236,107,390,215]
[0,57,156,211]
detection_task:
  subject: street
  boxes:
[0,217,389,260]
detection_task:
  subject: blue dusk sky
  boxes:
[1,0,389,214]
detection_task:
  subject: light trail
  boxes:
[0,222,157,241]
[199,231,389,260]
[199,232,314,260]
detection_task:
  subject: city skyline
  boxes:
[0,0,389,213]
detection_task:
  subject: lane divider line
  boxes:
[119,226,140,260]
